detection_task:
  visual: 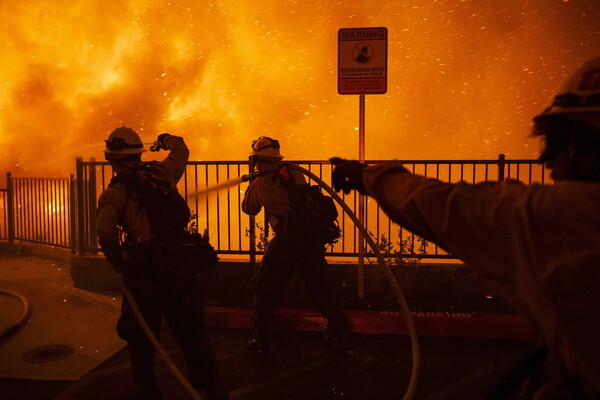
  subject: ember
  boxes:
[1,1,599,178]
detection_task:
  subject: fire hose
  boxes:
[284,163,420,400]
[120,280,205,400]
[123,163,420,400]
[117,138,205,399]
[0,289,31,343]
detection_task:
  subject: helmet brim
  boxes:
[249,151,284,159]
[531,109,600,136]
[534,106,600,121]
[104,148,147,154]
[250,153,284,160]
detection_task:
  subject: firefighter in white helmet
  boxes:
[242,136,349,355]
[97,126,229,400]
[330,56,600,399]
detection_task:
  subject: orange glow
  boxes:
[1,1,599,178]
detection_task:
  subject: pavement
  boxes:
[0,252,537,400]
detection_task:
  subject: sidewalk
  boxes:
[0,251,536,399]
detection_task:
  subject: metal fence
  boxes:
[69,155,549,261]
[0,156,549,258]
[1,173,74,249]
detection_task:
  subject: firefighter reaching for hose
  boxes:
[330,57,600,399]
[242,136,350,355]
[96,126,228,400]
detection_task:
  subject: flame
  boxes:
[1,1,599,178]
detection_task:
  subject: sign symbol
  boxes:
[353,43,373,63]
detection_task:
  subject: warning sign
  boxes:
[338,27,388,95]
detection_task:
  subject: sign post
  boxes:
[338,27,387,299]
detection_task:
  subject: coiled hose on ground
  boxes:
[0,289,31,343]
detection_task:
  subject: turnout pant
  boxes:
[117,244,220,389]
[251,236,348,343]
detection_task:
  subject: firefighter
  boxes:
[330,57,600,399]
[96,126,228,400]
[242,136,349,355]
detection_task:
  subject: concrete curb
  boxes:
[204,307,535,340]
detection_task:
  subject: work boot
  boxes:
[121,383,163,400]
[246,329,271,355]
[246,336,271,355]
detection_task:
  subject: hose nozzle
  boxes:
[241,171,260,182]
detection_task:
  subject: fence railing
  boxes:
[69,155,549,261]
[1,173,74,249]
[0,156,549,259]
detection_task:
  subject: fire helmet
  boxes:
[104,126,147,154]
[533,56,600,129]
[250,136,284,159]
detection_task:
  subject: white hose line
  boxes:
[186,177,245,198]
[285,163,420,400]
[123,165,419,399]
[121,281,204,400]
[0,288,31,342]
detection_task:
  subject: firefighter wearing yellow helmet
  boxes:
[97,126,229,400]
[249,136,284,160]
[103,126,148,154]
[242,136,349,355]
[330,56,600,398]
[532,56,600,181]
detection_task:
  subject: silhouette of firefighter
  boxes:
[96,127,228,400]
[330,56,600,399]
[242,136,349,355]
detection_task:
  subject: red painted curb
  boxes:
[205,307,535,340]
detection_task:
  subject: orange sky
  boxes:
[1,0,599,178]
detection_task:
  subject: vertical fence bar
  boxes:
[87,158,98,255]
[237,164,243,250]
[15,178,22,243]
[498,153,506,181]
[6,173,14,243]
[44,179,50,244]
[247,157,256,264]
[27,179,33,242]
[226,166,232,251]
[76,157,86,255]
[69,174,77,253]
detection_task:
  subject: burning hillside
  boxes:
[0,0,599,178]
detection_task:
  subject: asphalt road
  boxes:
[1,325,535,400]
[0,251,535,400]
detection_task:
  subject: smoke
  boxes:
[1,0,599,177]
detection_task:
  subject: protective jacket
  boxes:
[361,161,600,399]
[241,164,347,346]
[241,166,306,235]
[96,135,189,267]
[96,136,223,391]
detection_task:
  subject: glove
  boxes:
[150,133,171,152]
[330,157,367,195]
